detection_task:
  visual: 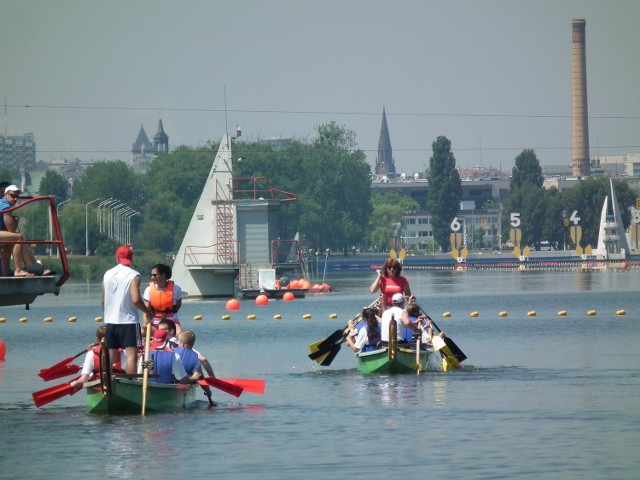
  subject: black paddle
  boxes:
[308,300,378,365]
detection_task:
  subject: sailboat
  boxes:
[594,179,630,260]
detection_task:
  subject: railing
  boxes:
[230,177,297,202]
[183,242,240,267]
[1,195,70,287]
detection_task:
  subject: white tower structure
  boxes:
[595,179,629,260]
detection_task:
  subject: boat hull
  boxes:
[86,378,198,414]
[356,346,438,374]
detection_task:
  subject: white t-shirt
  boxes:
[353,326,371,351]
[380,306,406,342]
[103,264,140,325]
[80,348,128,376]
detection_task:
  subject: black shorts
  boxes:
[105,323,141,350]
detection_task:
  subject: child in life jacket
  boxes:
[70,326,126,390]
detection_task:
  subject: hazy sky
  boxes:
[2,0,639,174]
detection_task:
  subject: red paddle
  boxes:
[221,378,265,394]
[38,363,82,381]
[38,345,94,379]
[197,377,243,397]
[32,377,81,408]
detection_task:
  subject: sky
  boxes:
[1,0,639,175]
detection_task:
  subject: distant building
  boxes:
[0,133,36,172]
[374,108,396,179]
[131,119,169,172]
[153,119,169,154]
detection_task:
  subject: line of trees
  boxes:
[16,123,638,262]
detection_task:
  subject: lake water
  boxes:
[1,269,639,479]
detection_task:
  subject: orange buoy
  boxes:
[0,339,6,360]
[282,291,295,302]
[256,294,269,306]
[226,298,240,311]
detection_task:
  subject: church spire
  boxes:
[153,119,169,154]
[375,107,395,178]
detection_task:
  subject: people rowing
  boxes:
[143,329,202,384]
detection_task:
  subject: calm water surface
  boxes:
[1,270,639,479]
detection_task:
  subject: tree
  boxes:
[73,161,142,205]
[38,170,69,200]
[503,149,546,247]
[368,191,419,252]
[510,149,544,191]
[426,136,462,252]
[232,122,371,254]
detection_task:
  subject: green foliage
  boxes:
[73,161,143,205]
[425,136,462,252]
[0,166,19,185]
[510,149,544,191]
[38,170,69,200]
[369,191,420,251]
[232,121,371,254]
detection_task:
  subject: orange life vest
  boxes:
[149,280,175,318]
[92,345,123,376]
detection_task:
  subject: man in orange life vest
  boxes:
[143,263,183,335]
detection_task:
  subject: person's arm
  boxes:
[369,270,383,294]
[130,275,153,319]
[70,373,92,390]
[199,355,215,377]
[345,333,358,352]
[3,212,18,232]
[401,310,420,333]
[401,276,413,301]
[173,298,182,314]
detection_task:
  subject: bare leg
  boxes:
[123,346,138,375]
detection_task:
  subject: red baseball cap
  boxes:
[115,245,133,266]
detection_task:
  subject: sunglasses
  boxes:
[150,273,160,277]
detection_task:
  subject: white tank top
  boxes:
[103,264,140,325]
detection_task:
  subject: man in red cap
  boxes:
[102,245,152,375]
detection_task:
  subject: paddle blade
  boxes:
[319,343,342,366]
[38,348,90,378]
[220,378,265,394]
[199,377,244,397]
[32,378,80,408]
[443,337,467,363]
[38,363,82,381]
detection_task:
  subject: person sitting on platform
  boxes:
[145,329,201,384]
[0,184,51,277]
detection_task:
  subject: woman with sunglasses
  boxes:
[369,257,414,308]
[143,263,183,335]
